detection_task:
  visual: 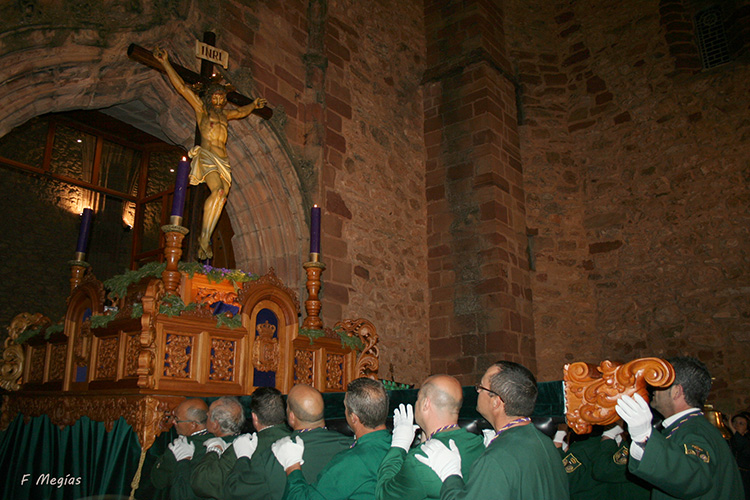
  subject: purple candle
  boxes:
[75,208,93,254]
[310,205,321,254]
[170,157,191,218]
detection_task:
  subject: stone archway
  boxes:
[0,35,305,288]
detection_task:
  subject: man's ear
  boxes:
[251,412,260,430]
[672,384,685,401]
[348,410,361,427]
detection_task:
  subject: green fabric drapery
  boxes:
[0,413,173,500]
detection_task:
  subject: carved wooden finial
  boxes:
[564,357,675,434]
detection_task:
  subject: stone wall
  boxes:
[508,0,750,413]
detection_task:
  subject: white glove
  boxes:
[415,439,462,482]
[482,429,496,448]
[168,436,195,461]
[602,424,624,445]
[391,404,419,451]
[272,436,305,470]
[553,430,568,451]
[615,394,653,443]
[233,433,259,459]
[204,437,228,455]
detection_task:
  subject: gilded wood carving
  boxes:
[209,338,236,381]
[335,319,380,378]
[252,321,279,373]
[164,334,192,378]
[564,357,675,434]
[326,354,344,391]
[294,349,314,385]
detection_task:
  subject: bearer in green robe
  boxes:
[223,384,352,500]
[416,361,569,500]
[151,398,212,500]
[272,377,392,500]
[616,356,745,500]
[189,396,245,499]
[377,375,484,500]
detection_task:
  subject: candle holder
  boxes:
[161,224,189,295]
[302,258,326,330]
[68,259,91,291]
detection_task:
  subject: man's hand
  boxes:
[616,394,653,443]
[153,47,168,65]
[204,437,228,456]
[233,433,259,459]
[391,403,419,451]
[272,436,305,471]
[415,439,462,482]
[253,97,267,108]
[168,436,195,461]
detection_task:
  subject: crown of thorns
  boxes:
[190,74,235,96]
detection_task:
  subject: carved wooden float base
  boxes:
[564,357,675,434]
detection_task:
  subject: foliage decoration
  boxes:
[215,313,242,329]
[131,303,144,318]
[103,261,165,301]
[381,379,414,391]
[158,294,196,317]
[298,325,364,351]
[90,313,118,329]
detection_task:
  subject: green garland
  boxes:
[158,294,196,317]
[298,325,364,351]
[216,314,243,329]
[14,321,64,345]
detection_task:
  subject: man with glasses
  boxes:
[417,361,569,499]
[151,398,211,500]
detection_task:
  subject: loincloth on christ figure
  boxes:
[188,146,232,187]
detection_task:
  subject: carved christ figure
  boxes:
[153,47,267,260]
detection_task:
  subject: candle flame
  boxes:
[182,156,187,161]
[313,204,318,208]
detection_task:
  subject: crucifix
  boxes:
[128,37,272,261]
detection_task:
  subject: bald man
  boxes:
[224,384,352,500]
[376,375,485,500]
[151,398,212,500]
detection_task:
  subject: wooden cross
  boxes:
[127,43,272,120]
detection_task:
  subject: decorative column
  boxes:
[161,157,191,295]
[302,260,326,329]
[302,205,325,329]
[69,207,93,291]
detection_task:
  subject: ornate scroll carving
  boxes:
[194,288,240,308]
[252,321,279,373]
[238,268,300,313]
[335,319,380,378]
[294,349,314,385]
[96,337,119,380]
[164,334,192,378]
[209,339,236,381]
[326,354,344,391]
[0,312,48,391]
[564,357,675,434]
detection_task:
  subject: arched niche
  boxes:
[0,40,305,289]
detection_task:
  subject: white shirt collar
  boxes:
[662,407,701,428]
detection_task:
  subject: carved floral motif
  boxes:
[194,288,240,307]
[209,339,235,381]
[326,354,344,391]
[164,334,192,378]
[48,343,67,381]
[96,337,119,380]
[564,357,675,434]
[125,334,140,377]
[294,349,314,385]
